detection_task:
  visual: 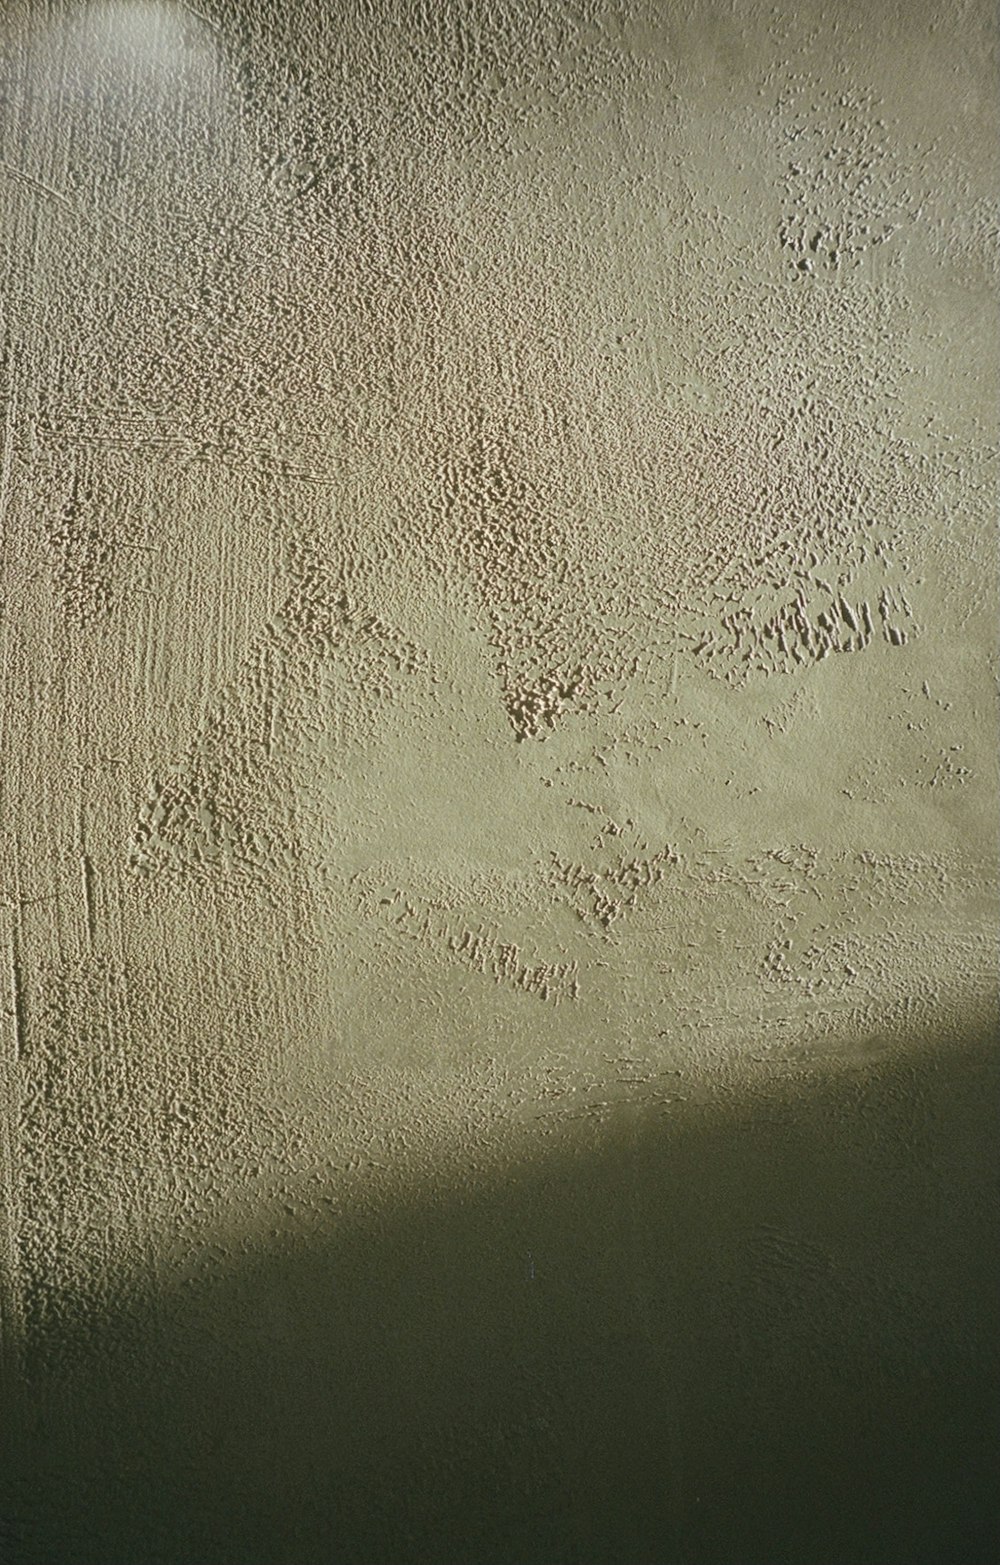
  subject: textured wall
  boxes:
[1,2,998,1561]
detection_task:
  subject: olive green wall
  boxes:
[1,2,997,1561]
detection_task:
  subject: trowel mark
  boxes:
[130,541,427,883]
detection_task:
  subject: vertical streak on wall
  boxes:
[0,892,24,1375]
[0,311,23,1372]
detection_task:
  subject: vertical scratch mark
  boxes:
[0,902,25,1370]
[81,852,97,948]
[0,349,15,534]
[0,355,14,830]
[77,806,97,947]
[7,920,26,1065]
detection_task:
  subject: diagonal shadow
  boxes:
[2,1016,998,1565]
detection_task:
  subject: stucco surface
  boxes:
[1,2,998,1561]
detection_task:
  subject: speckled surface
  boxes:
[1,2,998,1562]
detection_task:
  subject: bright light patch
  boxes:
[76,1,197,66]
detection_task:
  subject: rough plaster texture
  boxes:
[0,1,998,1561]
